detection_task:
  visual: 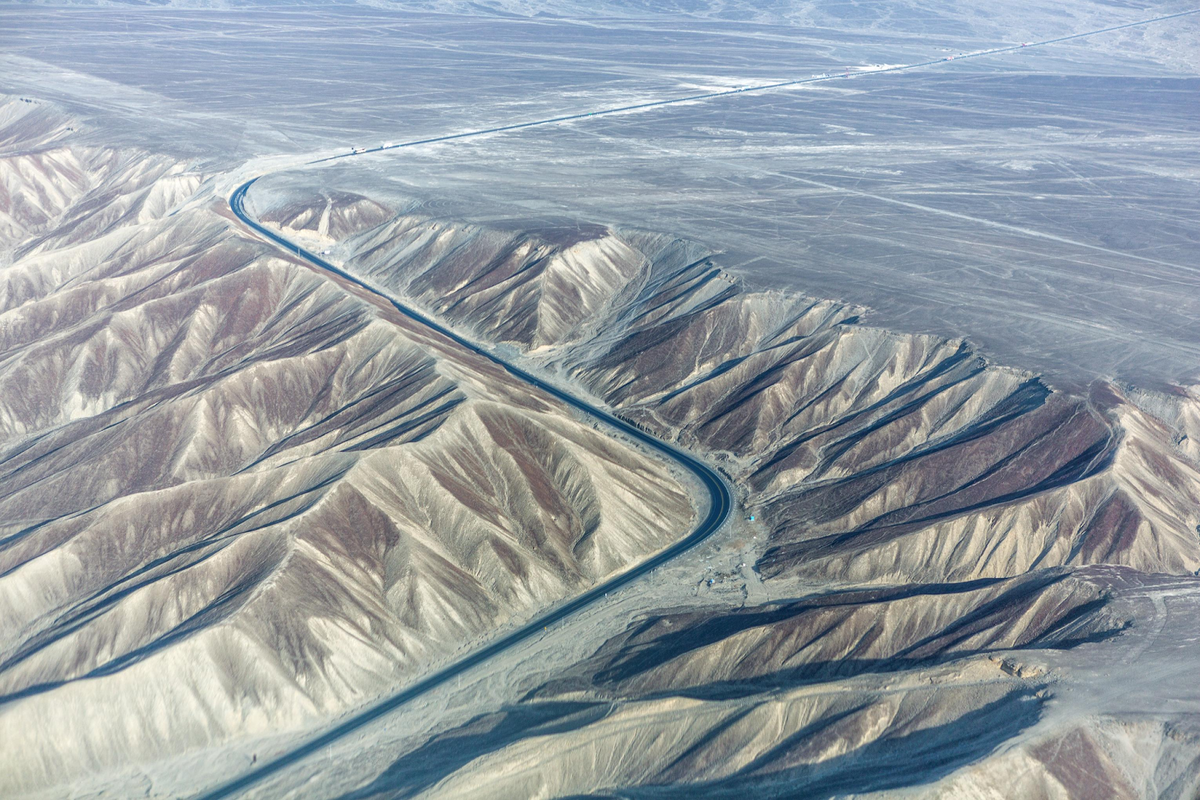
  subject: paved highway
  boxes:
[198,180,733,800]
[202,9,1196,795]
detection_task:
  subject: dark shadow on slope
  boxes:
[590,577,1009,685]
[0,570,271,706]
[336,701,613,800]
[343,686,1041,800]
[0,467,343,682]
[625,628,1120,704]
[568,570,1116,692]
[619,689,1044,799]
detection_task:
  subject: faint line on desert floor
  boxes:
[197,7,1198,797]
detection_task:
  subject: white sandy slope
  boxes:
[0,95,695,794]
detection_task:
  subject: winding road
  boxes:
[199,180,732,800]
[201,9,1197,796]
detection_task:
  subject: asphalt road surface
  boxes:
[199,179,733,800]
[199,9,1196,795]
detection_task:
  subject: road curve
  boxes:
[195,180,733,800]
[199,10,1198,794]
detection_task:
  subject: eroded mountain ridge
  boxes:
[4,91,1200,797]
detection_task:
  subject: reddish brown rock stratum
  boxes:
[329,183,1200,585]
[5,89,1200,798]
[0,97,692,792]
[274,175,1200,799]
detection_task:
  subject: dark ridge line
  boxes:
[195,9,1196,796]
[305,8,1200,166]
[194,180,733,800]
[0,467,351,687]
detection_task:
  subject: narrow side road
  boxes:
[308,8,1199,165]
[194,180,733,800]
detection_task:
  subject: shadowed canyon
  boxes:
[3,1,1200,797]
[0,97,694,791]
[243,176,1200,798]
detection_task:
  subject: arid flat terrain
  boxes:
[2,2,1199,798]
